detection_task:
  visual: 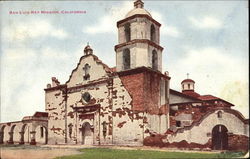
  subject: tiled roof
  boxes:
[181,79,195,84]
[182,90,200,98]
[33,112,48,117]
[198,95,219,101]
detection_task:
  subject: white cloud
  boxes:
[189,16,222,29]
[2,48,35,60]
[151,11,180,37]
[220,81,249,117]
[41,47,69,59]
[168,47,249,117]
[2,19,68,42]
[83,2,180,37]
[83,2,132,34]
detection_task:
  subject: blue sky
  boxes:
[0,0,248,122]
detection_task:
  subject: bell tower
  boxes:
[115,0,164,72]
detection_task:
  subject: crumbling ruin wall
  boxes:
[112,76,145,146]
[66,82,113,145]
[164,109,249,150]
[64,55,113,145]
[45,89,66,144]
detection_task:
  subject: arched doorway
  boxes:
[212,125,228,150]
[35,125,48,144]
[0,125,6,144]
[81,122,93,145]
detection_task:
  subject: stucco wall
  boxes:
[169,93,197,104]
[167,109,249,145]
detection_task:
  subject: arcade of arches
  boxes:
[0,112,48,145]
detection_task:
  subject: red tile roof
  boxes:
[33,112,48,117]
[198,95,219,100]
[181,79,195,84]
[182,90,200,98]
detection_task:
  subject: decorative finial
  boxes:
[134,0,144,8]
[187,73,189,79]
[84,43,93,55]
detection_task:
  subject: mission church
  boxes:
[0,0,249,151]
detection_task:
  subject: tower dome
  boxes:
[125,0,151,18]
[181,74,200,98]
[181,78,195,91]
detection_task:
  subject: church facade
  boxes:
[0,0,249,151]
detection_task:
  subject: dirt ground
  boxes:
[0,145,81,159]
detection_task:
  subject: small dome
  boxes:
[125,0,151,18]
[125,8,151,18]
[181,79,195,84]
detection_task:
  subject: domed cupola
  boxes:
[181,74,200,98]
[125,0,152,18]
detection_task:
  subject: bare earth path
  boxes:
[0,145,81,159]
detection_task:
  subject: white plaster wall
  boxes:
[169,93,197,104]
[118,17,160,44]
[160,79,166,105]
[67,55,108,87]
[135,44,149,68]
[167,110,249,144]
[183,82,195,90]
[45,90,66,144]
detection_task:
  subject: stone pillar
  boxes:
[19,131,24,145]
[0,132,4,144]
[8,132,14,144]
[30,131,36,145]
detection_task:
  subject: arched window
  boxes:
[217,111,222,118]
[188,84,190,89]
[150,24,156,42]
[124,23,131,42]
[123,49,130,70]
[83,64,90,80]
[152,50,158,70]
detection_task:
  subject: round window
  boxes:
[82,92,91,103]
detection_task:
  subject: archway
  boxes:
[35,125,48,144]
[212,124,228,150]
[81,122,93,145]
[19,124,30,144]
[0,125,6,144]
[8,125,16,144]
